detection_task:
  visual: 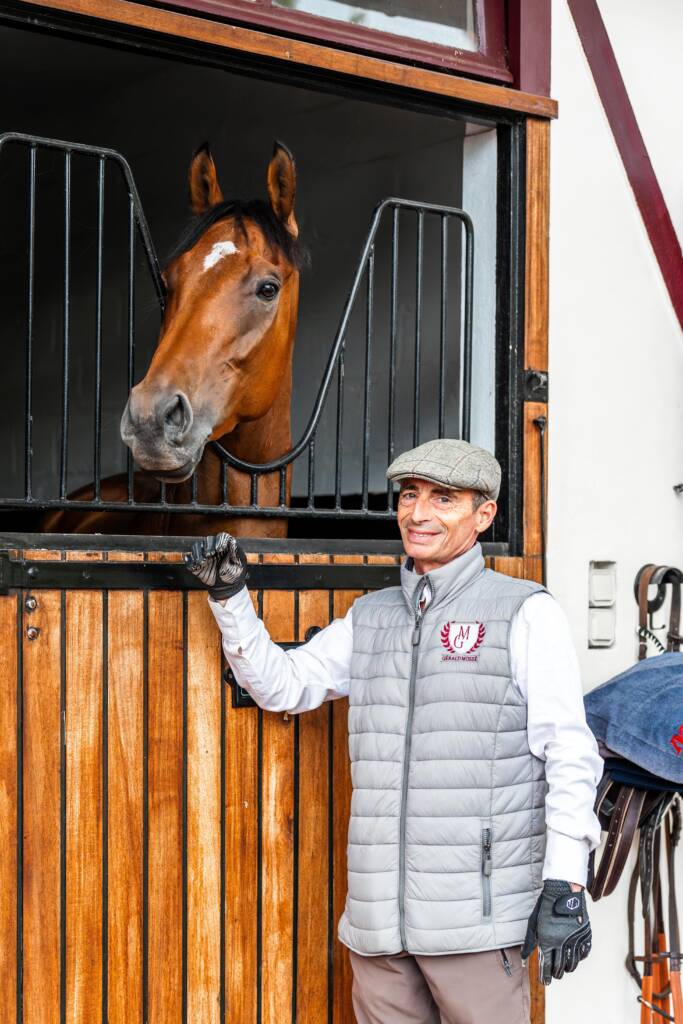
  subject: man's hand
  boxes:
[184,532,248,601]
[521,880,592,985]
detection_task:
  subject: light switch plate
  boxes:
[589,561,617,607]
[588,606,616,648]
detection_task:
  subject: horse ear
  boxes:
[189,143,224,214]
[267,141,298,238]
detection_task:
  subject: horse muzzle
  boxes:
[120,388,210,481]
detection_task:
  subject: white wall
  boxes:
[599,0,683,246]
[546,2,683,1021]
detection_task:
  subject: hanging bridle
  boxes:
[588,565,683,1023]
[636,564,683,662]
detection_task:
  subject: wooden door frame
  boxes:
[3,0,556,117]
[522,118,551,1023]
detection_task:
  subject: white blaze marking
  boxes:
[203,240,239,271]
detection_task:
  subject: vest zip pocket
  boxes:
[481,826,493,919]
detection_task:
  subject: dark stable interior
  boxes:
[0,23,479,540]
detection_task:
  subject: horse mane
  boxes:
[164,198,307,271]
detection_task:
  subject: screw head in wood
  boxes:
[26,625,40,640]
[25,595,37,612]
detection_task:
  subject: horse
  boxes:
[43,141,303,536]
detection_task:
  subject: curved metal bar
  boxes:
[211,196,474,473]
[0,132,166,312]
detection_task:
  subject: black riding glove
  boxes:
[521,880,592,985]
[183,532,248,601]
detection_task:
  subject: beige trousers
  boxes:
[349,946,530,1024]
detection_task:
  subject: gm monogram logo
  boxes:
[440,621,486,662]
[566,897,581,912]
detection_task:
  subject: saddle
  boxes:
[586,564,683,1023]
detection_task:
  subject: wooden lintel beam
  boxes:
[15,0,558,118]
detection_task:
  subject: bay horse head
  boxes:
[121,142,303,482]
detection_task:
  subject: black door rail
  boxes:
[0,551,400,593]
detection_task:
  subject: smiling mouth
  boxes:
[406,529,440,542]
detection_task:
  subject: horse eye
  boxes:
[257,280,280,302]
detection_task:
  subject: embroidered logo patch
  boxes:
[440,621,486,662]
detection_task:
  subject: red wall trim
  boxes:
[568,0,683,331]
[507,0,551,96]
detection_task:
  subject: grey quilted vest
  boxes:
[337,542,547,957]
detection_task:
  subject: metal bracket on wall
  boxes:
[523,369,549,403]
[0,551,400,593]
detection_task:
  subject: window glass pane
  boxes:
[272,0,477,51]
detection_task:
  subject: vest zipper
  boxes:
[481,826,493,919]
[398,580,427,950]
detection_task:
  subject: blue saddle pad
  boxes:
[584,652,683,784]
[602,759,682,793]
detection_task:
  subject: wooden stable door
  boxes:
[0,548,374,1024]
[0,547,542,1023]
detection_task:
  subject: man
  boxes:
[186,439,602,1024]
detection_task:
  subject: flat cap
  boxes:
[387,439,501,501]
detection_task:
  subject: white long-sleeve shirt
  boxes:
[209,585,603,886]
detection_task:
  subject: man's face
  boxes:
[397,478,497,574]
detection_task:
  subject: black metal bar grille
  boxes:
[0,131,166,520]
[0,131,477,530]
[210,197,475,491]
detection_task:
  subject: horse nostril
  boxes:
[162,393,193,443]
[166,400,184,429]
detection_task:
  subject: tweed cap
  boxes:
[387,439,501,501]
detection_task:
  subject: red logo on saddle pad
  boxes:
[440,621,486,662]
[671,725,683,756]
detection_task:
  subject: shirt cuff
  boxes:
[542,829,590,887]
[208,586,258,651]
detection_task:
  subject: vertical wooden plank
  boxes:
[529,949,545,1024]
[186,592,222,1023]
[65,551,103,1024]
[260,553,295,1024]
[23,582,62,1024]
[224,527,261,1024]
[523,401,547,559]
[490,556,524,579]
[366,554,400,565]
[225,673,258,1024]
[332,557,364,622]
[147,553,184,1024]
[525,118,550,372]
[331,555,363,1024]
[0,594,19,1024]
[107,551,144,1024]
[523,556,544,584]
[296,555,332,1024]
